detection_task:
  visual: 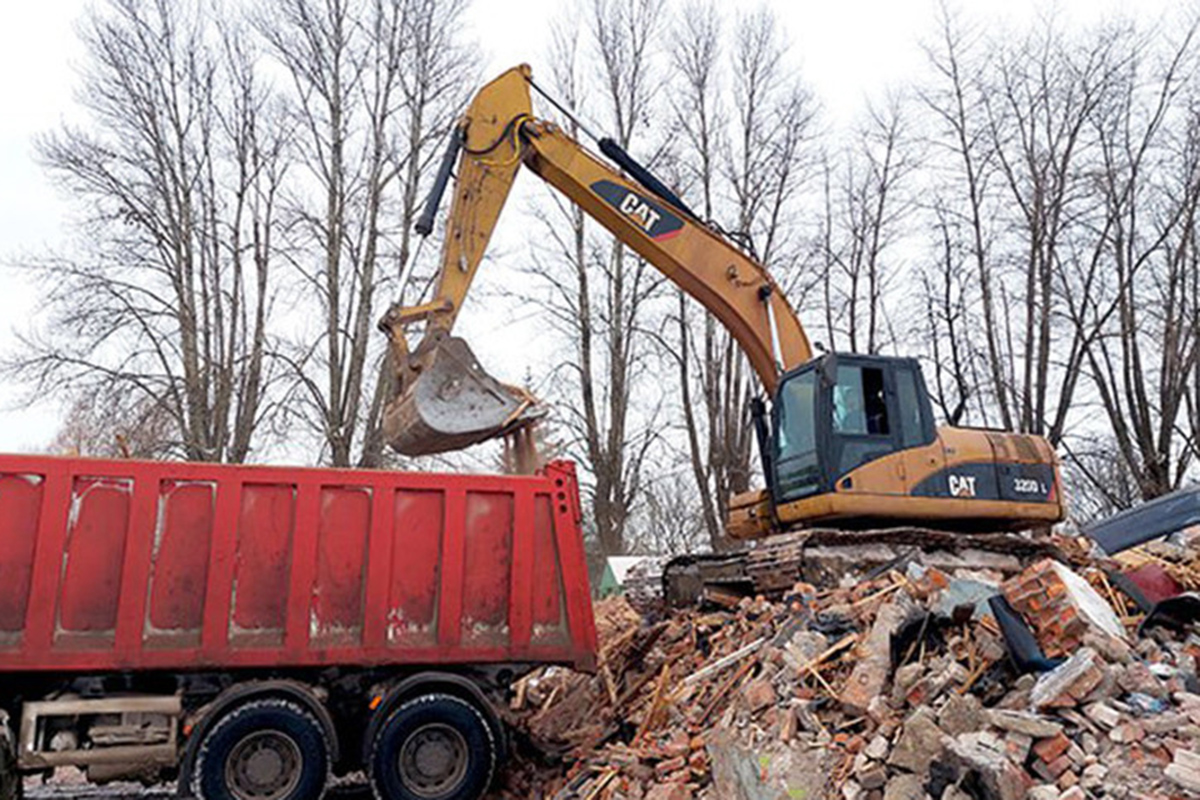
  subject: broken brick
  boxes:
[1002,559,1126,658]
[1032,732,1071,763]
[742,678,777,713]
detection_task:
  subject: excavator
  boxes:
[378,65,1064,600]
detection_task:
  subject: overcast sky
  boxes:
[0,0,1178,454]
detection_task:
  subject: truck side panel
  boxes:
[0,474,41,640]
[0,455,596,673]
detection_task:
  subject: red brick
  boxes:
[655,756,687,780]
[1057,768,1080,790]
[743,678,777,713]
[1033,732,1071,763]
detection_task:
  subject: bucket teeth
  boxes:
[384,335,543,456]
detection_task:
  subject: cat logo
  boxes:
[590,180,684,241]
[619,193,662,233]
[948,474,977,498]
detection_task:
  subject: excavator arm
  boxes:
[379,65,811,457]
[524,118,813,391]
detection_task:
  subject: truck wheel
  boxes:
[193,699,329,800]
[368,693,497,800]
[0,715,19,800]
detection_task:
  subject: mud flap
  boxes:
[384,335,544,456]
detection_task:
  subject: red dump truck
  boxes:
[0,454,597,800]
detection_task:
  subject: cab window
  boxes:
[774,370,821,500]
[833,365,889,436]
[894,365,930,448]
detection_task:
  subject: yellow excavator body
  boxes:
[379,65,1066,539]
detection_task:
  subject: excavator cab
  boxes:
[770,353,936,504]
[752,352,1063,534]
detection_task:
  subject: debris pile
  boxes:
[498,541,1200,800]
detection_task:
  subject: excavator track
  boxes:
[661,527,1064,610]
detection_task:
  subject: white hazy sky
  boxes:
[0,0,1178,453]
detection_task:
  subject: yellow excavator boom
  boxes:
[379,65,809,456]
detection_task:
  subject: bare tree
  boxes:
[667,3,819,549]
[920,5,1012,431]
[51,393,176,460]
[1060,432,1143,522]
[922,7,1200,505]
[1075,23,1200,498]
[626,472,708,556]
[259,0,475,467]
[668,0,727,545]
[669,0,723,219]
[10,0,285,462]
[918,202,986,426]
[923,8,1124,444]
[820,96,915,354]
[520,0,670,557]
[982,15,1124,442]
[1190,247,1200,469]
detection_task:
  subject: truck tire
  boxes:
[0,715,19,800]
[368,693,497,800]
[192,698,329,800]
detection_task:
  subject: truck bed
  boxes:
[0,455,596,674]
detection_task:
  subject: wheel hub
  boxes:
[225,730,303,800]
[398,723,468,797]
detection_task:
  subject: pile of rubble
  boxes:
[497,538,1200,800]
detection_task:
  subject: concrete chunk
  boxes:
[707,731,836,800]
[987,709,1064,738]
[883,773,927,800]
[939,693,984,736]
[940,732,1032,800]
[1166,749,1200,793]
[841,601,912,715]
[888,707,944,774]
[1030,648,1107,709]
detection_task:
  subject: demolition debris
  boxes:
[497,534,1200,800]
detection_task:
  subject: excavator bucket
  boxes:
[383,335,544,456]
